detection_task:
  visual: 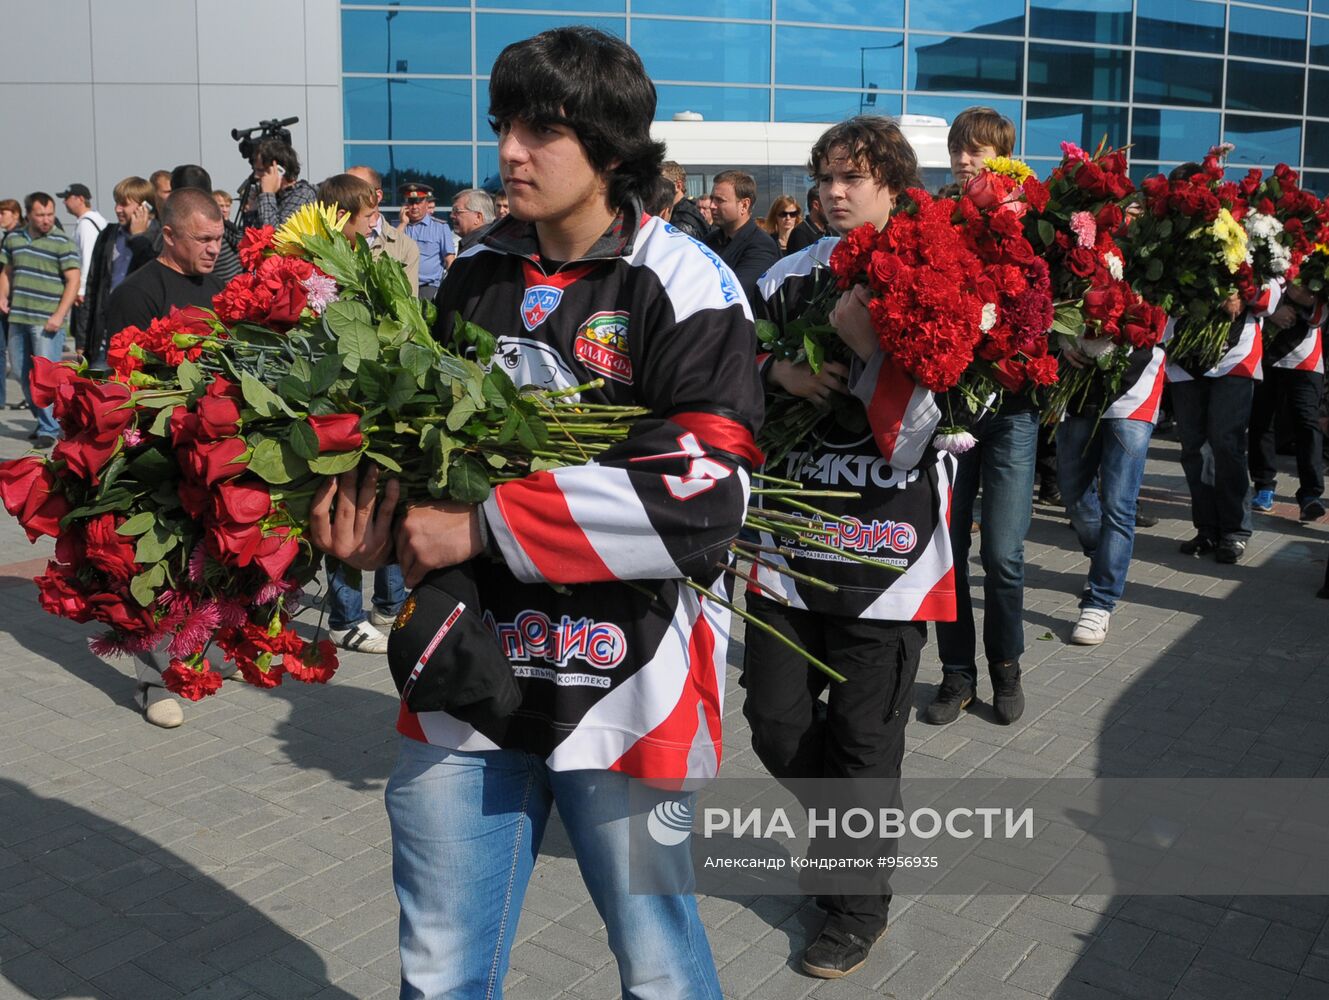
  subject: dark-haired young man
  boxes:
[241,137,317,228]
[744,115,955,978]
[310,26,761,997]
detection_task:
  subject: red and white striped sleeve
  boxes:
[847,349,941,470]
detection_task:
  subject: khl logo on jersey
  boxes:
[521,285,564,331]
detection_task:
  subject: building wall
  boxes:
[337,0,1329,202]
[0,0,343,227]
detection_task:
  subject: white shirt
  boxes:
[73,210,108,296]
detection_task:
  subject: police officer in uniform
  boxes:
[399,183,456,302]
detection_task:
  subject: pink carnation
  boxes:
[301,273,340,315]
[1069,211,1097,249]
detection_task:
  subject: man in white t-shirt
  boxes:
[59,183,107,354]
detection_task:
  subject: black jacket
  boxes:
[784,217,826,257]
[84,221,161,364]
[668,197,709,240]
[704,218,780,315]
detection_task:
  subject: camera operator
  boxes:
[241,136,317,229]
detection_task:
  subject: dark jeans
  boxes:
[936,408,1038,681]
[741,596,924,939]
[1036,423,1058,488]
[1249,368,1325,503]
[1171,376,1255,543]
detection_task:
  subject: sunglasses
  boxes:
[778,210,800,218]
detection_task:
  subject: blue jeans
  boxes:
[386,739,722,1000]
[1171,376,1254,543]
[1057,416,1153,612]
[935,407,1038,681]
[13,322,65,437]
[326,558,405,630]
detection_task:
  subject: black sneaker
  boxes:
[1216,539,1246,564]
[989,660,1025,725]
[1300,497,1326,523]
[1134,512,1159,528]
[1179,534,1217,556]
[802,925,886,979]
[924,673,974,725]
[34,436,56,449]
[1038,482,1062,506]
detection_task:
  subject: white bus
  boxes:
[649,114,953,213]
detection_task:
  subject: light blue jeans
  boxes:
[1057,415,1154,612]
[326,558,405,631]
[13,322,65,437]
[386,738,721,1000]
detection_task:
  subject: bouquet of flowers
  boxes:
[0,204,653,700]
[1249,163,1329,292]
[1025,141,1167,423]
[1122,145,1251,371]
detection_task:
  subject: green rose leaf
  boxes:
[129,562,167,608]
[176,360,204,393]
[446,454,491,504]
[241,373,298,419]
[1145,257,1165,282]
[249,438,307,484]
[399,343,436,386]
[325,300,380,372]
[287,420,321,461]
[1036,219,1056,248]
[135,522,179,565]
[446,396,478,432]
[309,450,364,475]
[116,511,157,536]
[365,450,403,473]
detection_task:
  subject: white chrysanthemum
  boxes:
[933,429,977,454]
[979,302,998,332]
[1103,252,1124,281]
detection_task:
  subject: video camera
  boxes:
[231,117,299,162]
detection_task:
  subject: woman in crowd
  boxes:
[762,194,803,254]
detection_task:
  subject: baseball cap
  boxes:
[57,183,92,199]
[386,563,521,726]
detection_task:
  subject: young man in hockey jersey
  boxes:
[742,116,955,979]
[311,27,762,998]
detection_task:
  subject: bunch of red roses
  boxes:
[1122,145,1255,371]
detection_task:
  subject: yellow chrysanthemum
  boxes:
[1314,242,1329,256]
[272,202,350,257]
[983,156,1035,183]
[1210,207,1249,274]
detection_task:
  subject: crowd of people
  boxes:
[2,23,1328,992]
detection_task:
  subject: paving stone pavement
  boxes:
[0,399,1327,1000]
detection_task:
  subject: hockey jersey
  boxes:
[1265,297,1325,374]
[1167,281,1280,382]
[400,205,765,784]
[750,240,957,622]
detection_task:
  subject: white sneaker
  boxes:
[330,620,390,654]
[1070,608,1110,645]
[369,608,399,628]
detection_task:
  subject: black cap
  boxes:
[57,183,91,200]
[386,563,520,726]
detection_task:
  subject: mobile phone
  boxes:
[275,165,286,178]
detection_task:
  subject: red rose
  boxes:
[1095,204,1124,233]
[964,171,1019,213]
[206,522,265,566]
[179,481,212,520]
[214,481,273,526]
[82,514,141,584]
[29,357,80,409]
[253,528,298,582]
[163,659,225,701]
[50,379,135,483]
[308,414,363,452]
[86,591,158,632]
[0,456,70,542]
[238,225,275,270]
[179,437,248,486]
[1021,176,1050,213]
[35,563,92,621]
[1067,248,1098,278]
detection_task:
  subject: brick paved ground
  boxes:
[0,397,1326,1000]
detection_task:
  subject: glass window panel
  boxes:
[1257,0,1307,10]
[1024,103,1129,158]
[904,94,1021,135]
[342,144,473,207]
[1228,8,1306,63]
[1305,121,1329,168]
[1313,18,1329,66]
[655,84,770,121]
[908,36,1023,94]
[475,0,624,8]
[1301,170,1329,195]
[1317,0,1329,13]
[344,79,472,142]
[774,89,901,121]
[1130,162,1171,185]
[1027,44,1130,103]
[775,27,902,90]
[909,0,1024,35]
[343,1,468,7]
[1226,61,1305,117]
[1224,115,1302,166]
[475,15,625,76]
[634,0,768,15]
[342,10,471,76]
[776,0,903,29]
[1135,0,1224,54]
[1130,109,1220,162]
[1134,51,1223,108]
[478,144,500,191]
[1029,0,1131,46]
[634,19,770,84]
[1309,68,1329,115]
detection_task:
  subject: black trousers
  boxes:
[1248,367,1325,503]
[1172,376,1255,542]
[741,595,924,938]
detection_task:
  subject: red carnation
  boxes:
[286,638,339,684]
[238,226,275,270]
[163,659,225,701]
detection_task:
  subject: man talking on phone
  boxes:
[240,136,317,228]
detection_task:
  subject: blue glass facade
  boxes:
[341,1,1329,202]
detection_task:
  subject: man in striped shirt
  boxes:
[0,192,80,448]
